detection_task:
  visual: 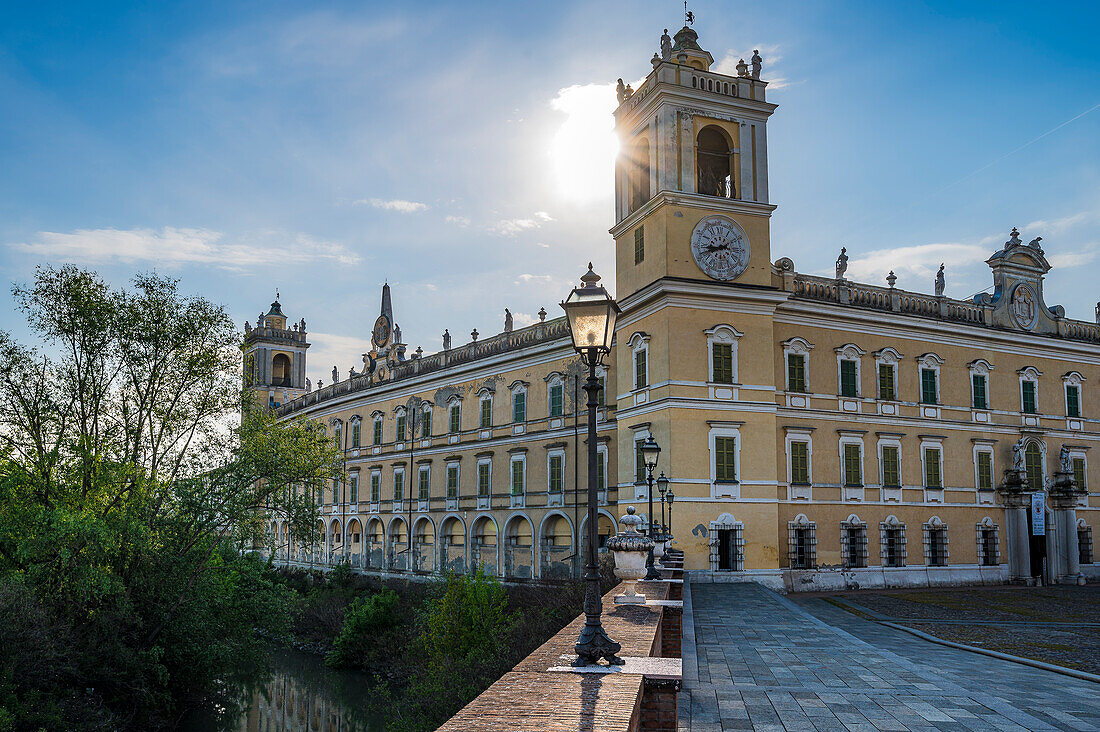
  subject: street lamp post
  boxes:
[639,436,662,580]
[657,472,669,536]
[666,487,675,542]
[561,263,623,667]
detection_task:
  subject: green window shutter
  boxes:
[418,469,429,500]
[977,452,992,490]
[712,343,734,384]
[371,474,380,502]
[373,419,383,445]
[1073,457,1087,490]
[394,472,404,501]
[596,455,606,491]
[478,464,490,496]
[1025,444,1043,491]
[450,405,461,433]
[1022,381,1037,414]
[549,455,563,492]
[843,444,862,486]
[635,440,645,482]
[635,350,647,389]
[840,360,858,397]
[790,441,809,485]
[634,226,644,265]
[924,448,942,488]
[513,392,526,422]
[787,354,806,393]
[350,474,359,503]
[1066,385,1080,418]
[422,411,431,437]
[596,376,606,406]
[920,369,937,404]
[396,415,406,441]
[972,374,988,409]
[351,422,361,447]
[480,399,492,427]
[550,384,563,417]
[715,436,737,482]
[511,460,524,495]
[881,446,900,487]
[447,466,459,498]
[878,364,896,400]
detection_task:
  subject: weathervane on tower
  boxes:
[684,1,694,25]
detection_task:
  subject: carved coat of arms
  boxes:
[1010,283,1037,329]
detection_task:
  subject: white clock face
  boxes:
[690,215,750,281]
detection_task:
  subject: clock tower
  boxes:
[609,24,786,571]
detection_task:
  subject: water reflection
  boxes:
[184,647,386,732]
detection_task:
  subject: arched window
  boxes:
[697,126,734,199]
[628,137,651,212]
[272,353,291,386]
[1025,442,1044,491]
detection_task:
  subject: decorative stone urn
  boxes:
[652,533,669,568]
[606,507,655,605]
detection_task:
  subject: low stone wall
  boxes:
[439,569,682,731]
[689,564,1012,593]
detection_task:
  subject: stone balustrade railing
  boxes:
[244,326,308,344]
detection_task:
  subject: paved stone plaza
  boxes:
[680,583,1100,731]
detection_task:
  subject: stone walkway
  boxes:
[680,582,1100,731]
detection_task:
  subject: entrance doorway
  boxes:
[1026,501,1046,579]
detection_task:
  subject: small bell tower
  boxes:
[242,293,310,409]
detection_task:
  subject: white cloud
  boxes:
[516,273,553,284]
[512,312,538,327]
[1024,211,1093,235]
[844,242,988,284]
[1049,245,1099,269]
[9,227,360,269]
[360,198,428,213]
[713,44,789,89]
[534,211,554,222]
[492,218,540,236]
[304,331,374,384]
[445,215,470,226]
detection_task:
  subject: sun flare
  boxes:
[549,83,620,203]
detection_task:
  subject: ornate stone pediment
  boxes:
[976,228,1060,334]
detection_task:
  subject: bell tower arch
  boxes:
[243,294,311,409]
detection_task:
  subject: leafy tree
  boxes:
[327,589,402,669]
[0,265,341,728]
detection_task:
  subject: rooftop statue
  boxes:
[835,247,848,279]
[736,58,748,77]
[751,50,763,78]
[305,377,311,392]
[935,264,945,297]
[1004,227,1022,251]
[442,329,452,350]
[660,29,673,60]
[332,366,339,383]
[616,78,627,103]
[504,308,513,333]
[1027,236,1044,253]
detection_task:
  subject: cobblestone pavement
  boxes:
[680,582,1100,731]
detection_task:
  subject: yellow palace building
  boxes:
[250,24,1099,592]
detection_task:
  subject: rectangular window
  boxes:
[972,374,988,409]
[634,226,644,265]
[446,465,459,499]
[842,524,868,569]
[450,404,461,433]
[393,472,404,501]
[480,399,492,428]
[418,468,430,501]
[549,384,564,417]
[597,452,606,492]
[1066,384,1081,418]
[370,473,381,503]
[351,421,361,448]
[1022,381,1037,414]
[787,353,806,393]
[395,414,406,441]
[596,376,606,407]
[373,419,383,445]
[422,411,431,438]
[789,523,816,569]
[878,364,896,400]
[332,478,340,504]
[712,343,734,384]
[881,445,901,488]
[977,451,993,491]
[548,454,564,493]
[979,527,999,566]
[924,447,942,488]
[513,392,526,422]
[1073,457,1087,491]
[334,424,342,449]
[511,460,525,496]
[635,439,646,483]
[926,526,948,567]
[790,441,810,485]
[843,443,862,487]
[882,525,905,567]
[839,360,858,397]
[349,472,359,504]
[634,350,647,389]
[715,436,737,483]
[1079,526,1094,565]
[477,463,490,497]
[920,368,938,404]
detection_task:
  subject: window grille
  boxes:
[972,374,988,409]
[976,525,999,566]
[787,354,806,393]
[790,441,810,485]
[1021,380,1037,414]
[1066,384,1081,418]
[787,522,816,569]
[881,446,901,488]
[880,523,906,567]
[715,436,737,482]
[843,444,862,487]
[839,360,858,397]
[840,522,868,568]
[709,524,744,571]
[923,523,949,566]
[712,343,734,384]
[920,368,937,404]
[1079,526,1094,565]
[878,364,896,400]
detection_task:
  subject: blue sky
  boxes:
[1,1,1098,385]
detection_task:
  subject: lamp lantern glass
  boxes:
[640,435,661,470]
[561,263,619,354]
[657,472,669,495]
[666,487,675,505]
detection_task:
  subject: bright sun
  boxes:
[549,83,620,203]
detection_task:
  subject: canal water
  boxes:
[182,646,388,731]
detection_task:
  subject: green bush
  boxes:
[327,590,401,669]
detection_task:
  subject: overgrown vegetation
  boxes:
[0,266,340,729]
